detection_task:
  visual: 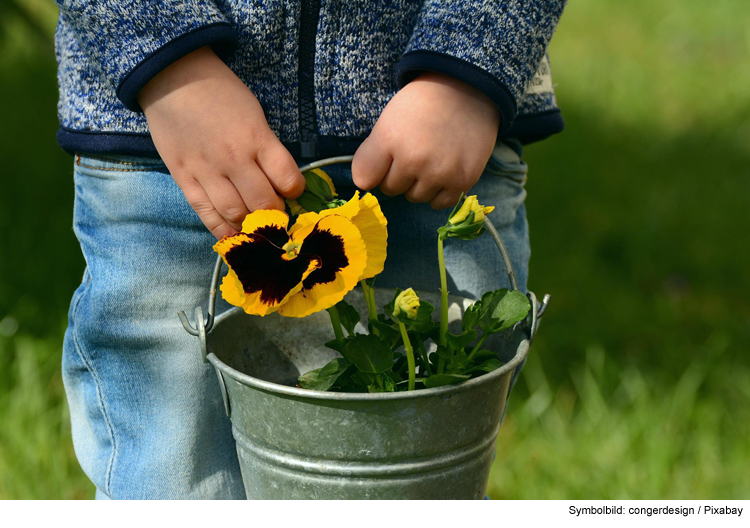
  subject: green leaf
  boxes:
[468,358,504,374]
[446,329,478,353]
[447,350,469,373]
[336,300,361,335]
[470,349,498,363]
[296,191,328,213]
[478,289,530,334]
[423,373,471,388]
[410,301,435,334]
[369,319,401,348]
[393,354,408,375]
[383,288,403,320]
[435,345,451,360]
[341,334,394,374]
[384,370,403,385]
[351,371,376,389]
[303,170,335,200]
[462,302,482,332]
[324,338,345,354]
[299,358,352,391]
[377,373,397,392]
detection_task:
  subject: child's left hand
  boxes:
[352,71,501,210]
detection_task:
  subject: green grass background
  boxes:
[1,0,748,499]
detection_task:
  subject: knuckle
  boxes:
[276,173,304,195]
[187,197,213,215]
[221,205,249,223]
[250,197,282,212]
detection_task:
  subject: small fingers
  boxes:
[181,180,238,239]
[256,138,306,199]
[378,156,418,197]
[404,179,440,204]
[352,136,392,191]
[202,174,252,231]
[230,162,286,213]
[430,189,463,211]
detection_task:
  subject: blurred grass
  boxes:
[0,0,748,499]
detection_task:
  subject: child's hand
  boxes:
[138,47,305,239]
[352,72,501,210]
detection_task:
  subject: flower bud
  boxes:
[393,288,420,320]
[449,195,494,226]
[439,195,495,241]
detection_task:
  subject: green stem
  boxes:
[466,333,489,362]
[397,322,416,391]
[437,235,449,374]
[327,306,345,346]
[360,280,379,336]
[417,338,432,376]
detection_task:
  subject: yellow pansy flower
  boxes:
[213,209,367,318]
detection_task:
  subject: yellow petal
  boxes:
[279,215,367,318]
[351,192,388,280]
[449,195,479,225]
[289,191,361,238]
[241,209,289,235]
[290,191,386,280]
[219,268,247,307]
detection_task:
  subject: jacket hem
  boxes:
[116,22,238,113]
[56,127,369,161]
[395,50,517,132]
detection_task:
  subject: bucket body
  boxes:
[206,290,529,499]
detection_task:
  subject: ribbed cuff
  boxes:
[503,109,565,145]
[116,22,238,113]
[396,50,517,133]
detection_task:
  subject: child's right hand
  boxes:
[138,46,305,239]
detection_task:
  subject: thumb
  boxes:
[352,134,392,191]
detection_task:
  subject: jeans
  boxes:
[62,141,530,499]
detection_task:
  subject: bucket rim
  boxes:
[206,308,530,402]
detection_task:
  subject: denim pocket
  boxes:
[75,153,167,174]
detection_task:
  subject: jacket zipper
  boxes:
[298,0,321,158]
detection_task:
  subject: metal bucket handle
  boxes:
[179,155,551,355]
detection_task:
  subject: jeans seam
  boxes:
[75,154,163,172]
[70,269,118,498]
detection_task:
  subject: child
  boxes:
[55,0,566,499]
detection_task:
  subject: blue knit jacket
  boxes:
[55,0,566,159]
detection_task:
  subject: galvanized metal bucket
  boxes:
[179,156,550,499]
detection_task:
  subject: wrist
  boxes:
[137,46,229,111]
[411,71,501,129]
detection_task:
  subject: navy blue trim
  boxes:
[396,50,517,133]
[57,114,563,158]
[57,128,158,156]
[503,109,564,145]
[57,127,368,161]
[116,23,238,113]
